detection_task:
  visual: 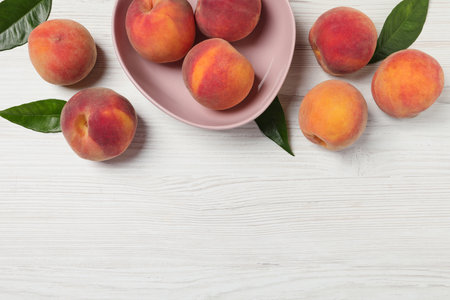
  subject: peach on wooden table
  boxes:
[195,0,262,42]
[372,49,445,118]
[28,19,97,86]
[125,0,195,63]
[299,80,368,151]
[182,38,255,111]
[61,88,138,161]
[309,7,377,75]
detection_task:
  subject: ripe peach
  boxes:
[182,38,255,111]
[61,88,138,161]
[126,0,195,63]
[299,80,368,151]
[309,7,377,75]
[28,19,97,86]
[372,49,445,118]
[195,0,262,42]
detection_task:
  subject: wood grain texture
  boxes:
[1,0,450,299]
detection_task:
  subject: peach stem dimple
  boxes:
[307,133,327,147]
[75,114,89,137]
[51,34,63,43]
[140,0,154,12]
[311,42,321,61]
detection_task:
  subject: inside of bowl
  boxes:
[113,0,296,129]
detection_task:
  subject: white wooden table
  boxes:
[1,0,449,299]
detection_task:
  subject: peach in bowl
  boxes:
[112,0,296,130]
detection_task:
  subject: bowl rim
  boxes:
[111,0,296,130]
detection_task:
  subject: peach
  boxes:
[372,49,445,118]
[126,0,195,63]
[299,80,368,151]
[28,19,97,86]
[195,0,262,42]
[182,38,255,111]
[309,7,377,75]
[61,88,138,161]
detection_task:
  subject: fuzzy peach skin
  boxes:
[28,19,97,86]
[372,49,445,118]
[309,7,377,75]
[182,38,255,111]
[61,88,138,161]
[299,80,368,151]
[195,0,261,42]
[126,0,195,63]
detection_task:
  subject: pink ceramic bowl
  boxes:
[112,0,296,130]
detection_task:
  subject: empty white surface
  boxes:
[0,0,449,299]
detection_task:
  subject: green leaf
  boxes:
[0,99,66,133]
[370,0,429,64]
[255,97,294,156]
[0,0,52,51]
